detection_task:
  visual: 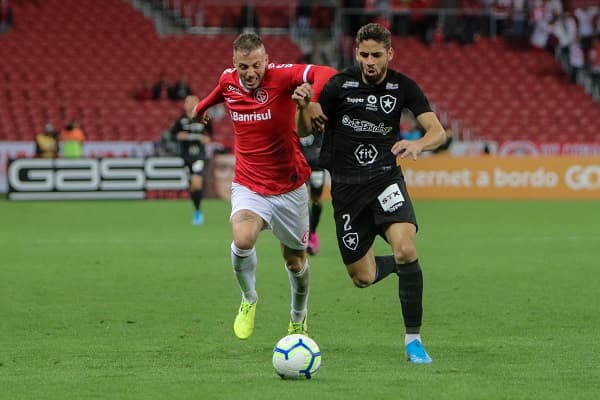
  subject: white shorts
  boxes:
[231,183,310,250]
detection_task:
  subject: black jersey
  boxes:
[169,114,212,160]
[319,66,431,184]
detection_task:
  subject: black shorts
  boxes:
[183,157,206,177]
[331,171,417,264]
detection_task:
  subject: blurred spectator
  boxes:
[35,123,59,159]
[299,39,333,67]
[568,36,585,84]
[342,0,367,36]
[168,73,193,101]
[0,0,13,33]
[410,0,439,45]
[460,0,482,45]
[152,72,168,100]
[59,120,85,158]
[553,11,577,66]
[574,5,599,66]
[391,0,410,36]
[505,0,529,40]
[239,1,259,33]
[398,109,424,141]
[296,0,312,36]
[529,0,563,51]
[589,36,600,93]
[426,19,446,47]
[132,79,153,101]
[482,141,491,155]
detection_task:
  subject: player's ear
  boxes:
[388,47,394,61]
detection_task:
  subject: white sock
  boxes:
[287,261,309,323]
[405,334,421,346]
[231,242,258,303]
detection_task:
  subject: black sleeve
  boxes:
[404,78,432,117]
[318,77,340,119]
[169,118,182,138]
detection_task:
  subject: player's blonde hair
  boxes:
[233,32,264,54]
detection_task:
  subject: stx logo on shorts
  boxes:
[377,183,405,212]
[342,232,358,251]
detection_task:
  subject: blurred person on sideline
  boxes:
[192,32,337,339]
[299,131,326,256]
[35,123,59,158]
[294,23,446,364]
[169,95,212,225]
[59,120,85,158]
[398,109,424,141]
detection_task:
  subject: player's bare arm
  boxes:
[391,111,446,160]
[294,83,314,137]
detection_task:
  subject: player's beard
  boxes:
[361,64,386,85]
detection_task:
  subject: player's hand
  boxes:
[198,112,211,124]
[176,132,189,140]
[391,139,424,161]
[307,102,328,133]
[199,133,211,144]
[292,83,313,110]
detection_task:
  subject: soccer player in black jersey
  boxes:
[294,23,447,364]
[169,95,212,225]
[300,132,326,255]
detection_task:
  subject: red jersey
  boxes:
[195,63,337,195]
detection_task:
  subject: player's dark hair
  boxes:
[233,32,264,54]
[355,23,392,50]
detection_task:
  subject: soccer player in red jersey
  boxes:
[193,32,336,339]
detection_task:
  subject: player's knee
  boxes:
[393,242,417,264]
[284,252,306,274]
[349,271,373,288]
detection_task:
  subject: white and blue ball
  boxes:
[272,334,321,379]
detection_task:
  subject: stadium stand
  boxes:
[390,36,600,143]
[1,0,598,147]
[0,0,300,147]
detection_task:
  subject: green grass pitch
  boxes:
[1,198,599,399]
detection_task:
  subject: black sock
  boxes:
[309,202,322,233]
[190,189,203,211]
[397,259,423,333]
[373,255,396,284]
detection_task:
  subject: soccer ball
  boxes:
[272,334,321,379]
